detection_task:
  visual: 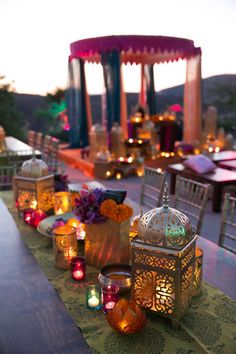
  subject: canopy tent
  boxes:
[68,35,201,148]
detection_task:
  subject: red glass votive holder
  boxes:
[102,285,119,313]
[70,256,86,280]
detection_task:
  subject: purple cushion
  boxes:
[183,154,216,174]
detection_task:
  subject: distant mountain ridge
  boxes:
[13,74,236,131]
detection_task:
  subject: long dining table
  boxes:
[0,185,236,354]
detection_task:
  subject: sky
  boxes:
[0,0,235,96]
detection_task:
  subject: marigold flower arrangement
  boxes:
[73,185,133,224]
[100,199,133,223]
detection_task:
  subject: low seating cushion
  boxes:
[184,154,216,174]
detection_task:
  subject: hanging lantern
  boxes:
[13,155,54,216]
[131,183,197,328]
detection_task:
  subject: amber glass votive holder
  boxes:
[86,285,101,310]
[53,225,78,269]
[193,247,203,296]
[70,256,86,281]
[54,191,71,215]
[102,285,119,313]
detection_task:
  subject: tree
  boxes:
[0,75,26,140]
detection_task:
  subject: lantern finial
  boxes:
[163,181,169,209]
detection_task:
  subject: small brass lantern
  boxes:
[13,155,54,216]
[89,124,108,161]
[131,183,197,328]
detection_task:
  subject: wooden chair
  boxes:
[47,160,65,174]
[27,130,36,148]
[35,132,43,150]
[42,135,52,162]
[49,138,60,162]
[218,193,236,254]
[0,165,17,190]
[140,166,166,211]
[173,175,210,235]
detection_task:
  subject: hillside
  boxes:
[13,74,236,133]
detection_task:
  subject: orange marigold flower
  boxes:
[125,205,133,218]
[100,199,117,217]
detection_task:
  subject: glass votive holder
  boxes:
[86,285,101,310]
[70,256,86,280]
[54,191,71,215]
[53,225,78,269]
[102,285,119,313]
[193,246,203,296]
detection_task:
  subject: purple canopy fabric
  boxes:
[70,35,201,64]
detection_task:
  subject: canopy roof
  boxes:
[70,35,201,65]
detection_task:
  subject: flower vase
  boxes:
[84,218,130,268]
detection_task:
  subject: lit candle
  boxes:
[54,191,71,215]
[86,285,101,310]
[53,226,78,269]
[88,295,100,308]
[105,301,116,310]
[70,256,86,281]
[102,285,119,313]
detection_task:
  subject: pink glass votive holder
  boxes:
[102,285,119,313]
[70,256,86,281]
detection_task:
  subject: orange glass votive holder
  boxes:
[193,246,203,296]
[53,225,78,269]
[54,191,71,215]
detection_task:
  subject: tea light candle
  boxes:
[70,256,86,281]
[86,285,101,310]
[54,191,71,215]
[102,285,119,313]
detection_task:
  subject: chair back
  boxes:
[140,166,166,211]
[35,132,43,150]
[219,193,236,254]
[27,130,36,148]
[49,138,60,161]
[0,165,17,190]
[173,175,209,235]
[42,135,52,162]
[47,160,65,174]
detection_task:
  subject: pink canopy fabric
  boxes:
[70,35,201,64]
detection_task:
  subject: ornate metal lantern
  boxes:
[89,124,108,161]
[110,123,125,158]
[131,184,197,328]
[13,156,54,216]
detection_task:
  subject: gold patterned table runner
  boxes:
[1,190,236,354]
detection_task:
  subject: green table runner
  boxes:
[1,191,236,354]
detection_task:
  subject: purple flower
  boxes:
[73,188,107,224]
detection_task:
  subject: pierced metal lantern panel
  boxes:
[13,175,54,215]
[131,236,197,326]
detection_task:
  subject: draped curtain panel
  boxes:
[67,58,90,148]
[139,64,147,107]
[144,64,157,115]
[101,51,121,133]
[184,54,202,143]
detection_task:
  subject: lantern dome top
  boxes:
[137,183,194,250]
[21,153,48,178]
